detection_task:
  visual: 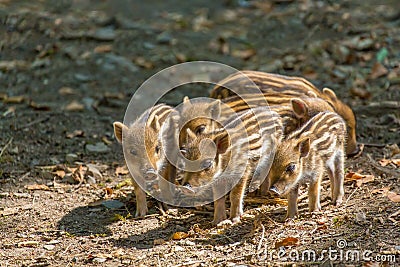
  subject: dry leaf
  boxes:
[385,143,400,158]
[25,184,50,191]
[115,166,129,176]
[58,87,77,95]
[94,44,112,53]
[345,172,364,180]
[370,62,388,79]
[371,187,390,194]
[66,130,84,138]
[379,158,400,167]
[65,100,84,111]
[231,49,256,60]
[379,159,392,167]
[387,191,400,203]
[3,95,25,104]
[275,237,299,248]
[363,261,380,267]
[104,92,124,99]
[392,159,400,167]
[134,57,154,69]
[72,165,85,183]
[52,170,66,178]
[171,232,189,240]
[102,136,113,145]
[29,101,51,111]
[350,87,371,99]
[345,172,374,187]
[104,187,113,195]
[17,241,39,248]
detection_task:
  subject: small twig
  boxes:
[389,209,400,218]
[344,187,358,207]
[171,260,206,267]
[257,223,266,253]
[63,243,73,254]
[0,137,13,159]
[18,116,50,130]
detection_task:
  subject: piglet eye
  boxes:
[195,125,206,135]
[130,149,137,156]
[285,163,296,173]
[155,145,160,154]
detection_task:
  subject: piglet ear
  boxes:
[151,115,161,131]
[291,98,308,118]
[208,99,221,119]
[183,96,191,104]
[322,88,338,102]
[297,137,310,158]
[186,128,197,141]
[113,122,127,143]
[307,90,318,98]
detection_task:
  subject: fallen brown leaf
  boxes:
[370,62,388,79]
[3,95,25,104]
[58,87,77,95]
[94,44,112,53]
[25,184,50,191]
[66,130,85,138]
[371,187,390,194]
[171,232,189,240]
[29,101,51,111]
[115,166,129,176]
[387,191,400,203]
[379,158,400,167]
[17,241,39,248]
[65,100,84,111]
[102,136,113,145]
[134,57,154,69]
[72,165,85,183]
[345,172,364,180]
[231,48,256,60]
[392,159,400,167]
[350,87,371,99]
[104,187,113,196]
[345,172,374,187]
[52,170,66,178]
[379,158,392,166]
[275,237,299,248]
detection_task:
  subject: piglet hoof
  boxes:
[135,207,148,218]
[216,219,233,228]
[284,213,297,223]
[231,216,241,225]
[332,197,344,207]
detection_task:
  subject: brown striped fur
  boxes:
[267,111,346,219]
[210,70,358,156]
[175,107,282,224]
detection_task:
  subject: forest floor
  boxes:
[0,0,399,266]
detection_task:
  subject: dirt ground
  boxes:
[1,0,399,266]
